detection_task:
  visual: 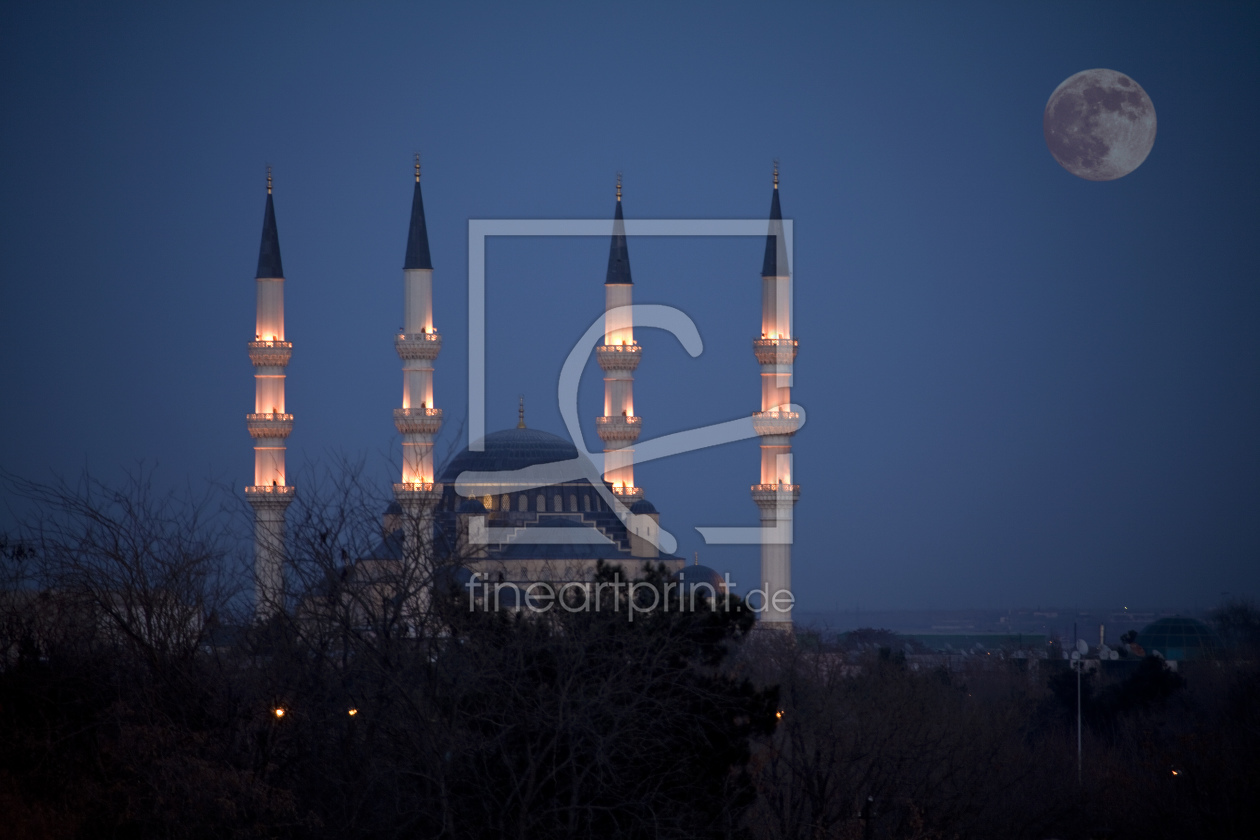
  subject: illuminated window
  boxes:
[483,495,494,510]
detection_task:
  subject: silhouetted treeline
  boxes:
[2,472,1259,839]
[743,632,1260,840]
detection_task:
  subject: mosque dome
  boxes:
[457,498,487,514]
[1136,617,1222,661]
[671,564,728,597]
[629,498,657,515]
[439,428,579,482]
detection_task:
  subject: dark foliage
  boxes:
[3,473,1260,839]
[0,474,777,839]
[1210,599,1260,656]
[1048,655,1187,735]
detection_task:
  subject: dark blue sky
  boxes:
[3,2,1258,610]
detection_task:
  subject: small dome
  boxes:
[457,497,487,514]
[1137,617,1222,661]
[384,501,402,514]
[671,564,727,597]
[629,498,657,515]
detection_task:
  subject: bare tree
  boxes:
[0,468,306,838]
[1,467,243,664]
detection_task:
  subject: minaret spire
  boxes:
[751,163,800,629]
[761,162,786,279]
[245,171,295,620]
[596,175,644,515]
[605,175,632,286]
[404,153,433,270]
[517,395,526,428]
[256,169,284,280]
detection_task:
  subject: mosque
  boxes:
[242,161,800,627]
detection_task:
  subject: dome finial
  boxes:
[267,166,273,195]
[414,153,421,183]
[616,172,622,203]
[517,395,526,428]
[694,551,699,566]
[772,159,779,190]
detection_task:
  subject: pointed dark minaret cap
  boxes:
[256,167,285,279]
[605,174,632,285]
[404,154,434,270]
[761,161,788,278]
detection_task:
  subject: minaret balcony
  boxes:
[596,415,642,442]
[395,331,442,361]
[753,337,798,365]
[246,412,294,438]
[751,483,801,507]
[393,482,443,503]
[610,484,644,502]
[394,406,443,435]
[248,340,293,367]
[245,484,296,503]
[596,342,642,371]
[752,409,800,437]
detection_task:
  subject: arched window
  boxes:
[569,494,577,512]
[583,495,591,512]
[501,495,510,512]
[518,495,527,512]
[536,494,545,512]
[552,494,562,512]
[483,495,494,511]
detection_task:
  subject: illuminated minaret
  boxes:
[751,163,800,629]
[392,156,443,554]
[596,175,643,502]
[245,168,295,619]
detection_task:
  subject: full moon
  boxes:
[1043,69,1156,181]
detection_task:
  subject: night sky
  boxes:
[2,2,1258,611]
